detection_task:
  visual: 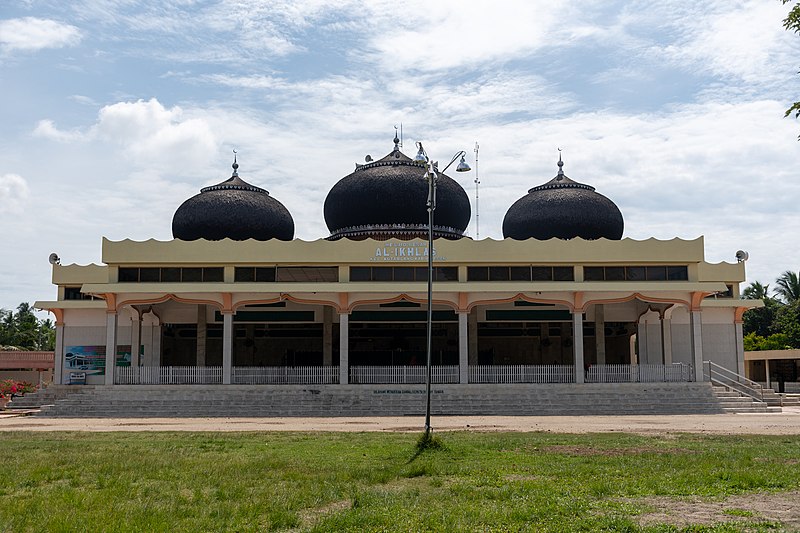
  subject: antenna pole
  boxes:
[474,142,480,239]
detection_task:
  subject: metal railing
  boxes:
[703,360,765,403]
[115,366,223,385]
[470,365,575,384]
[586,363,693,383]
[232,366,339,385]
[350,365,459,384]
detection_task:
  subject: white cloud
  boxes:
[641,1,795,88]
[93,99,217,171]
[0,174,29,212]
[33,119,86,142]
[0,17,81,52]
[361,0,576,71]
[33,99,218,174]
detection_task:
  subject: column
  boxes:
[131,312,142,368]
[152,323,162,366]
[662,316,673,365]
[458,312,468,384]
[54,323,64,385]
[104,312,118,386]
[467,310,478,365]
[690,310,704,382]
[323,307,333,366]
[196,304,207,367]
[222,312,233,384]
[734,322,745,376]
[573,311,585,384]
[765,359,771,388]
[595,304,606,365]
[339,313,349,385]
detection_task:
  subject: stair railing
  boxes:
[703,360,765,403]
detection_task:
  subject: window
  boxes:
[553,267,574,281]
[581,265,689,281]
[63,287,98,300]
[349,266,457,282]
[468,266,574,282]
[276,267,338,282]
[117,267,225,282]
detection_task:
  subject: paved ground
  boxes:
[2,407,800,434]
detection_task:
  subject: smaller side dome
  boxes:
[172,156,295,241]
[502,155,624,241]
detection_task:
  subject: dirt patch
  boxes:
[631,491,800,530]
[292,500,350,531]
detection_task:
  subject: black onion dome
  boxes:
[172,158,294,241]
[502,157,623,240]
[324,136,471,240]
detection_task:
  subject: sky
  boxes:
[1,0,799,313]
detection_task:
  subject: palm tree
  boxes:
[775,271,800,303]
[742,281,770,300]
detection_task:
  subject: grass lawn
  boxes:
[1,430,799,532]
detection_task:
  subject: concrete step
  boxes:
[32,382,777,418]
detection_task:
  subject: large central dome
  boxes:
[324,136,471,240]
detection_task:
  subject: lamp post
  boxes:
[414,142,470,437]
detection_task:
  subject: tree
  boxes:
[783,1,800,136]
[742,281,770,300]
[775,270,800,303]
[742,280,780,337]
[0,303,55,351]
[776,301,800,348]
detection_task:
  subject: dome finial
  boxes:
[232,149,239,177]
[557,148,564,178]
[393,125,400,152]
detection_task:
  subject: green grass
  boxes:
[1,431,799,532]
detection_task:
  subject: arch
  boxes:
[114,293,226,313]
[347,293,459,313]
[465,293,574,313]
[583,292,691,312]
[231,294,341,313]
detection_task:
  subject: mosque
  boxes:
[35,135,759,391]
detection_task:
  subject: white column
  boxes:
[152,324,162,366]
[131,313,141,368]
[196,304,207,367]
[323,307,333,366]
[468,310,478,365]
[104,313,118,386]
[339,314,349,385]
[765,358,772,388]
[662,317,673,365]
[54,324,64,385]
[458,312,468,384]
[222,312,233,384]
[595,304,606,365]
[573,311,585,384]
[690,310,704,382]
[734,322,745,377]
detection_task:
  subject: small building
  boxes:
[35,138,760,390]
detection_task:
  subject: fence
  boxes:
[470,365,575,384]
[350,365,459,384]
[114,364,694,385]
[232,366,339,385]
[586,363,693,383]
[115,366,222,384]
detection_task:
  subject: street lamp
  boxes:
[414,142,470,437]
